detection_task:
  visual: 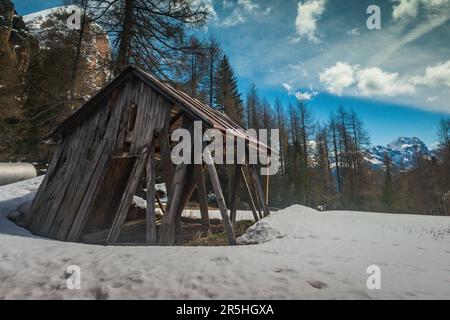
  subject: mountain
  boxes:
[0,0,30,119]
[364,137,435,171]
[23,5,112,98]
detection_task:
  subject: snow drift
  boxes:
[0,178,449,299]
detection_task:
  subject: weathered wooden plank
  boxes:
[65,152,110,242]
[174,167,195,245]
[106,151,148,244]
[158,162,190,246]
[229,165,241,224]
[155,192,165,214]
[159,130,174,192]
[249,165,271,218]
[240,166,260,222]
[204,150,237,246]
[194,164,210,236]
[146,143,157,245]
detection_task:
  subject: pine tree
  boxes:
[381,152,394,211]
[214,55,243,124]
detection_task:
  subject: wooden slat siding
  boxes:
[194,164,210,235]
[24,142,65,228]
[63,84,155,240]
[146,143,157,245]
[229,165,241,224]
[204,150,237,246]
[112,82,136,153]
[158,162,190,245]
[240,166,260,222]
[65,152,110,242]
[38,119,96,237]
[52,135,109,240]
[27,136,74,233]
[249,165,271,218]
[106,151,148,244]
[47,84,133,239]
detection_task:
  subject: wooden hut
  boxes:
[24,66,272,246]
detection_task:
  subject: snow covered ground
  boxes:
[0,178,449,300]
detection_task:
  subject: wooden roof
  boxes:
[47,65,275,153]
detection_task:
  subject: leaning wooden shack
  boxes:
[24,66,272,246]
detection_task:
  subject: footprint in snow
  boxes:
[307,280,328,290]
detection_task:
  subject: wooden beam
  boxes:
[249,165,271,218]
[159,133,174,194]
[194,164,210,236]
[158,163,190,245]
[265,167,270,206]
[240,166,260,222]
[146,144,157,245]
[229,165,241,224]
[106,152,147,244]
[174,169,196,245]
[155,192,165,214]
[204,151,237,246]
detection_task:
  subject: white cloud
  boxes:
[355,67,416,97]
[319,62,418,97]
[282,82,294,94]
[238,0,260,12]
[392,0,450,21]
[216,0,271,27]
[295,90,318,101]
[282,82,318,101]
[427,96,439,102]
[392,0,420,20]
[223,0,233,9]
[294,0,327,43]
[319,62,355,95]
[193,0,217,19]
[412,60,450,87]
[219,9,246,27]
[346,28,360,36]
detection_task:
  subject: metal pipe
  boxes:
[0,163,37,186]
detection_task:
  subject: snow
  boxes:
[23,6,79,30]
[0,178,449,299]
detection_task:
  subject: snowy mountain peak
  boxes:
[365,137,434,171]
[387,137,428,152]
[23,5,79,31]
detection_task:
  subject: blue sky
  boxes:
[14,0,450,146]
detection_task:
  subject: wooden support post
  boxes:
[265,167,270,207]
[194,164,210,236]
[249,165,271,217]
[159,133,174,194]
[229,165,241,224]
[240,166,260,222]
[174,170,195,245]
[146,144,157,245]
[158,163,189,245]
[106,152,148,244]
[155,192,165,214]
[205,151,237,246]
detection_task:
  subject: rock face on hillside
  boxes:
[23,5,111,99]
[0,0,30,119]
